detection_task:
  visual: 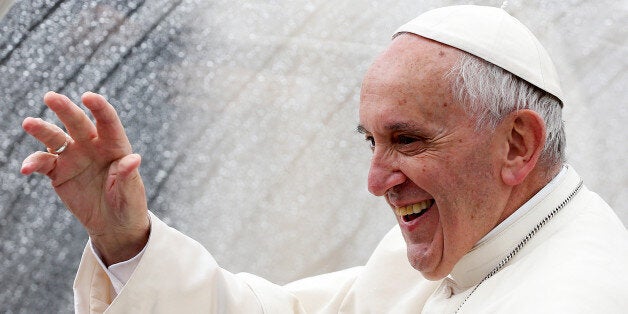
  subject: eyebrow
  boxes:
[356,122,425,134]
[385,122,418,131]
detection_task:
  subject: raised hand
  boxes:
[21,91,150,266]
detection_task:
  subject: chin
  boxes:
[406,249,449,281]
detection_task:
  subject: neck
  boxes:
[474,164,565,248]
[498,163,562,225]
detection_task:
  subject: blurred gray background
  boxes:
[0,0,626,312]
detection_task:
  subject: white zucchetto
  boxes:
[394,5,564,104]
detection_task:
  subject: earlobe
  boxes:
[500,110,546,186]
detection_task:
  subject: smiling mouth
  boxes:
[395,199,434,222]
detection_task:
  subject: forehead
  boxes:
[364,34,458,83]
[359,35,465,132]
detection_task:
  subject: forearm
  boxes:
[74,212,269,313]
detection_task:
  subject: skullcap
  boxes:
[394,5,564,104]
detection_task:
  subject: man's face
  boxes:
[358,35,512,280]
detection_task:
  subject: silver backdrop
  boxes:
[0,0,626,311]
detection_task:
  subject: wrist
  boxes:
[90,217,150,267]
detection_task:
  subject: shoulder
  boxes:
[478,192,628,312]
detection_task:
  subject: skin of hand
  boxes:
[21,91,150,266]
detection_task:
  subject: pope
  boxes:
[21,5,628,313]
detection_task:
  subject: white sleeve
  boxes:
[73,214,431,314]
[73,211,309,313]
[89,239,146,296]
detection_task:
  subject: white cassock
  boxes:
[73,165,628,313]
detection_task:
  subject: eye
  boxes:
[397,135,418,145]
[393,134,429,156]
[365,136,375,150]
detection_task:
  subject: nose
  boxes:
[367,150,406,196]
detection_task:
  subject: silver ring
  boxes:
[48,136,69,154]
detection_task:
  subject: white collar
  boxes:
[448,164,582,288]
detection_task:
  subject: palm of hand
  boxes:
[22,91,149,265]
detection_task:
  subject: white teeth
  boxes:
[394,199,433,217]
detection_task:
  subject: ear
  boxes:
[500,110,546,186]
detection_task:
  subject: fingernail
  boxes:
[20,162,31,174]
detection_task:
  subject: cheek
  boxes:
[440,150,503,235]
[454,158,495,205]
[429,144,497,206]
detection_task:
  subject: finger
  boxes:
[21,151,58,176]
[116,154,150,230]
[116,153,142,178]
[106,153,145,209]
[43,91,97,141]
[106,153,142,190]
[22,117,72,153]
[81,92,130,143]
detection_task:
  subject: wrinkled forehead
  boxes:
[359,36,470,132]
[361,34,461,102]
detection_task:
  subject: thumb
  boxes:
[97,153,150,265]
[107,153,149,225]
[116,153,142,178]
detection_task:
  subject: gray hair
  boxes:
[448,52,566,168]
